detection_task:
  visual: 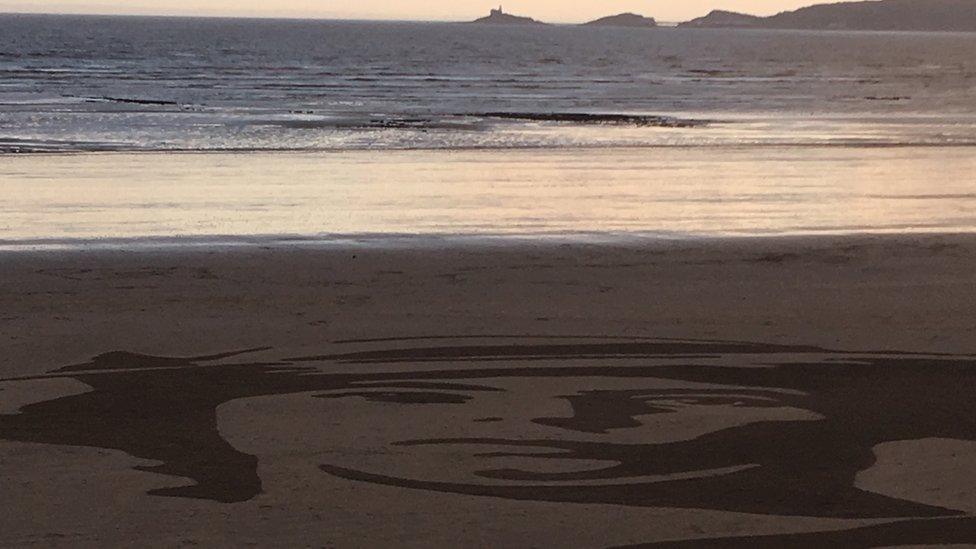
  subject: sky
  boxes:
[0,1,822,23]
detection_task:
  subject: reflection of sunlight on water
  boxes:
[7,114,976,152]
[1,146,975,245]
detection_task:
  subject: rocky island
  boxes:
[680,0,976,32]
[681,10,764,28]
[471,6,547,25]
[583,13,658,28]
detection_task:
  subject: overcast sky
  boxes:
[0,1,823,22]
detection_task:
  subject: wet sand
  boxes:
[1,233,976,546]
[4,147,976,242]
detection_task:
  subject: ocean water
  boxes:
[2,14,976,244]
[2,14,976,152]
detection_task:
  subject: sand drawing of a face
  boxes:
[2,337,976,545]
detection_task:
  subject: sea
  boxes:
[1,14,975,245]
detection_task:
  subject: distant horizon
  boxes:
[0,10,691,24]
[0,1,822,24]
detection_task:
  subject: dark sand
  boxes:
[1,234,976,546]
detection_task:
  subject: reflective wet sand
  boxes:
[3,147,976,244]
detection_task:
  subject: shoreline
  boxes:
[2,229,976,253]
[5,137,976,157]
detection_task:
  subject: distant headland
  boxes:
[467,0,976,32]
[471,6,546,25]
[680,0,976,31]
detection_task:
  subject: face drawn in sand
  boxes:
[308,342,976,519]
[2,337,976,542]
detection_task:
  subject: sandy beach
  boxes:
[2,233,976,546]
[5,8,976,546]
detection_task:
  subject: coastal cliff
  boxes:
[680,0,976,31]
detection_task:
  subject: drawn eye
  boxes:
[317,380,503,405]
